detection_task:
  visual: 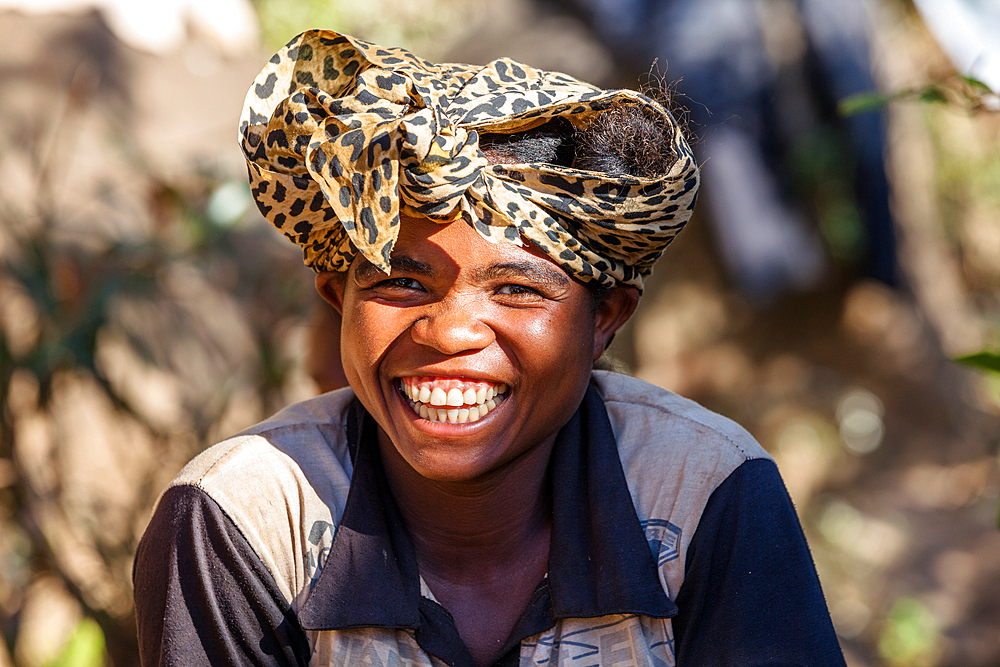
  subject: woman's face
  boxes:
[318,215,634,483]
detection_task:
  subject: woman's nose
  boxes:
[410,298,495,355]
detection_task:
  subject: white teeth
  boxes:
[430,387,447,406]
[447,388,464,407]
[403,378,509,423]
[408,392,506,423]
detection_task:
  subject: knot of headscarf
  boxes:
[241,30,700,289]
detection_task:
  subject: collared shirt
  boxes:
[134,371,846,666]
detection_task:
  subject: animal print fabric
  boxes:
[240,30,700,288]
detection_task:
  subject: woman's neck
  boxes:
[377,432,555,582]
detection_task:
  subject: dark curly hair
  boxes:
[478,94,683,304]
[478,99,680,178]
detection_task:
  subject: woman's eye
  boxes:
[375,277,424,291]
[496,284,541,297]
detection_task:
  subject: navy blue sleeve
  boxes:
[133,485,311,667]
[673,458,846,666]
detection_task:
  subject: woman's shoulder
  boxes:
[170,386,358,497]
[591,371,777,600]
[592,370,770,465]
[155,387,359,605]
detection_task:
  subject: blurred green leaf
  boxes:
[838,91,894,116]
[47,617,105,667]
[916,86,949,105]
[878,596,939,666]
[249,0,349,50]
[206,181,253,228]
[954,351,1000,374]
[961,75,994,94]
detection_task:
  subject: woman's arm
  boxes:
[133,485,311,666]
[672,458,846,666]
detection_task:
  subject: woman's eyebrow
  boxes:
[473,261,570,289]
[355,256,434,283]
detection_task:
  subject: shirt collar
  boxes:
[298,383,677,631]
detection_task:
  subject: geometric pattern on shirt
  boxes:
[640,518,683,567]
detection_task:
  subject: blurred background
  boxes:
[0,0,998,665]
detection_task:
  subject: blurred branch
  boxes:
[839,75,998,116]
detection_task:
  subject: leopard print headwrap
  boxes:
[240,30,699,289]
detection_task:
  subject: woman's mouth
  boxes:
[399,376,508,424]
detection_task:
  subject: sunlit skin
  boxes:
[316,215,637,666]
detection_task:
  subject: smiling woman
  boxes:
[133,30,846,667]
[315,215,630,489]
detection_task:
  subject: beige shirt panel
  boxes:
[165,388,358,608]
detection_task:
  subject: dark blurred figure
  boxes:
[548,0,897,304]
[307,300,349,393]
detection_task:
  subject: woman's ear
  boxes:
[593,285,640,360]
[315,271,347,314]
